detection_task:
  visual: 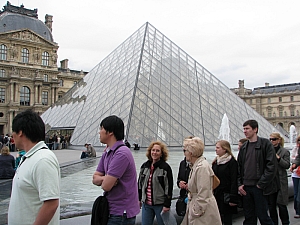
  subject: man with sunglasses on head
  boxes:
[237,119,278,225]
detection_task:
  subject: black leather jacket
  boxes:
[237,136,279,195]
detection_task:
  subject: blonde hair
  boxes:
[1,146,10,155]
[146,141,169,161]
[270,132,284,147]
[216,140,235,158]
[184,137,204,157]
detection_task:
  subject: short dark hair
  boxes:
[100,115,124,141]
[12,110,45,143]
[243,119,258,133]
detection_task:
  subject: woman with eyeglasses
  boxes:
[267,132,290,225]
[291,135,300,219]
[138,141,173,225]
[181,137,221,225]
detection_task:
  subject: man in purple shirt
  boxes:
[93,115,140,225]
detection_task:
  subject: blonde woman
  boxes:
[212,140,238,225]
[268,132,290,225]
[181,137,221,225]
[0,146,15,179]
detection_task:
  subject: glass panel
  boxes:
[41,22,285,147]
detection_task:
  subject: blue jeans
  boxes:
[107,213,136,225]
[293,177,300,215]
[142,203,164,225]
[243,185,274,225]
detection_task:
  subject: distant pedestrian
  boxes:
[0,146,15,179]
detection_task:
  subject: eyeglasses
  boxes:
[269,138,278,141]
[183,149,188,153]
[298,140,300,142]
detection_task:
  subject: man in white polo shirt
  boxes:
[8,110,60,225]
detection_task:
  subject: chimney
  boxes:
[60,59,69,69]
[45,14,53,32]
[238,80,244,88]
[265,82,269,87]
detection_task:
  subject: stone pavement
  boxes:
[8,149,300,225]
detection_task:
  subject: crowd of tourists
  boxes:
[3,111,300,225]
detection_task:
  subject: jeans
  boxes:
[107,213,136,225]
[243,185,274,225]
[293,177,300,215]
[277,203,290,225]
[142,203,164,225]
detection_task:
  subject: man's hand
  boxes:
[291,164,297,172]
[238,185,246,196]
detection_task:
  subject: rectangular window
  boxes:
[22,48,29,63]
[291,96,294,101]
[42,91,48,105]
[44,74,48,82]
[268,109,272,118]
[0,69,5,77]
[279,108,283,117]
[268,98,271,103]
[0,88,5,103]
[0,44,7,60]
[279,97,282,102]
[291,110,295,117]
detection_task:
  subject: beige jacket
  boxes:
[181,156,222,225]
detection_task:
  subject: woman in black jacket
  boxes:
[212,140,238,225]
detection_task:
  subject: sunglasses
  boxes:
[269,138,278,141]
[183,149,188,153]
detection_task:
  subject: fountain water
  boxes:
[290,124,297,147]
[218,113,232,144]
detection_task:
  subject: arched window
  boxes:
[0,44,7,60]
[0,69,5,77]
[44,74,48,82]
[21,48,29,63]
[20,86,30,106]
[42,51,49,66]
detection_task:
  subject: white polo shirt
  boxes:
[8,141,60,225]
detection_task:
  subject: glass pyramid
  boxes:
[41,22,284,147]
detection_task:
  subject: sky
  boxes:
[5,0,300,89]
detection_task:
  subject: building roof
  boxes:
[0,2,53,42]
[252,83,300,95]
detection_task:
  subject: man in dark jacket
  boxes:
[237,119,278,225]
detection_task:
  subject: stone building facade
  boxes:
[231,80,300,137]
[0,2,87,134]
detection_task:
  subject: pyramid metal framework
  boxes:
[41,22,283,147]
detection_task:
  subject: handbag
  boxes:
[296,166,300,176]
[176,195,187,216]
[91,195,109,225]
[212,174,220,190]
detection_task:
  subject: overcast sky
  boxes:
[7,0,300,89]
